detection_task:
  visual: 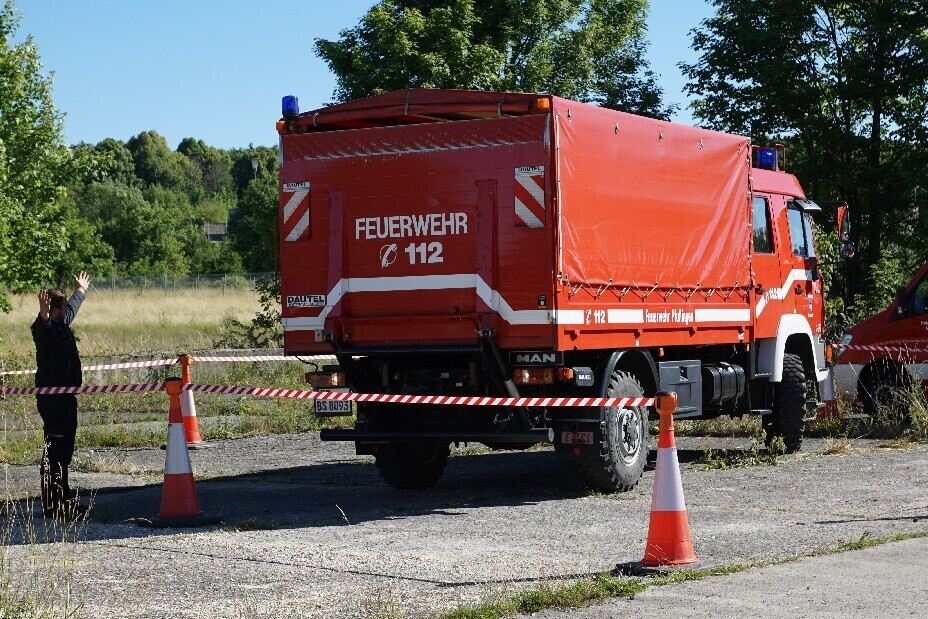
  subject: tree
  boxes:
[52,201,116,287]
[228,172,278,272]
[682,1,928,299]
[93,138,138,186]
[230,146,278,197]
[127,130,203,200]
[0,0,75,309]
[315,0,671,118]
[178,137,233,196]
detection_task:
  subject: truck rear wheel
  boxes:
[763,353,806,453]
[375,441,450,489]
[576,371,648,493]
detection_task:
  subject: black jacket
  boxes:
[31,290,84,388]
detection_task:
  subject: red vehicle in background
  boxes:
[276,88,836,491]
[833,260,928,413]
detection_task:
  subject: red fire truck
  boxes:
[833,260,928,412]
[276,89,835,491]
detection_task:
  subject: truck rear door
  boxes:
[280,114,556,352]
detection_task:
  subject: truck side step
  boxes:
[320,429,554,443]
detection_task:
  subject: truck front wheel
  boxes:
[763,353,806,453]
[576,371,648,493]
[375,441,450,489]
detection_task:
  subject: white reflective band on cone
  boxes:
[180,390,197,417]
[651,447,686,511]
[164,424,193,475]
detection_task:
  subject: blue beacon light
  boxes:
[756,147,777,171]
[282,96,299,119]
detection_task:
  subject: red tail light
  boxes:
[513,368,554,385]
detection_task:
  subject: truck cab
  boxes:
[833,261,928,413]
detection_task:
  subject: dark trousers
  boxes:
[37,394,78,511]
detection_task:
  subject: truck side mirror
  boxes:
[837,203,855,258]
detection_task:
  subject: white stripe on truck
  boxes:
[283,275,755,331]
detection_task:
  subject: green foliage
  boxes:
[229,146,278,197]
[683,1,928,308]
[315,0,672,118]
[92,138,137,186]
[215,276,282,348]
[0,0,74,309]
[178,137,233,195]
[126,130,204,201]
[52,201,116,287]
[228,172,279,272]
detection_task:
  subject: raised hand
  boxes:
[38,289,50,321]
[74,271,90,293]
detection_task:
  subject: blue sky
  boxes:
[20,0,714,149]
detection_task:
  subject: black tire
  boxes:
[575,371,648,492]
[375,441,450,489]
[763,353,806,453]
[860,363,909,423]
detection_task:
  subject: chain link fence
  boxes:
[87,272,276,294]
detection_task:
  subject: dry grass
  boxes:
[0,288,260,360]
[1,475,85,618]
[819,436,851,455]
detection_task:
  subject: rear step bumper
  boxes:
[319,429,554,443]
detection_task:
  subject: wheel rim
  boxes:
[616,407,643,465]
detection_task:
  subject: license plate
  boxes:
[561,431,594,445]
[315,399,353,416]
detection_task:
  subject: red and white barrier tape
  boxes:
[0,383,164,396]
[837,344,928,355]
[184,384,654,408]
[1,381,654,408]
[191,354,337,363]
[0,354,338,377]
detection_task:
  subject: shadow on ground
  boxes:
[5,449,591,544]
[2,444,767,546]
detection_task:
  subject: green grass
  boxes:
[0,354,355,463]
[439,574,646,619]
[433,529,928,619]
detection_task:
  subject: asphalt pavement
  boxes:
[2,434,927,618]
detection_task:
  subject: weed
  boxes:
[440,575,647,619]
[1,473,86,617]
[699,434,784,470]
[359,589,406,619]
[819,436,851,455]
[673,416,764,439]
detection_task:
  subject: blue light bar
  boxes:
[282,95,299,119]
[756,147,777,171]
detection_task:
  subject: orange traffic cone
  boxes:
[640,391,697,567]
[142,378,219,528]
[178,354,208,448]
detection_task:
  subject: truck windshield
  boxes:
[787,205,816,258]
